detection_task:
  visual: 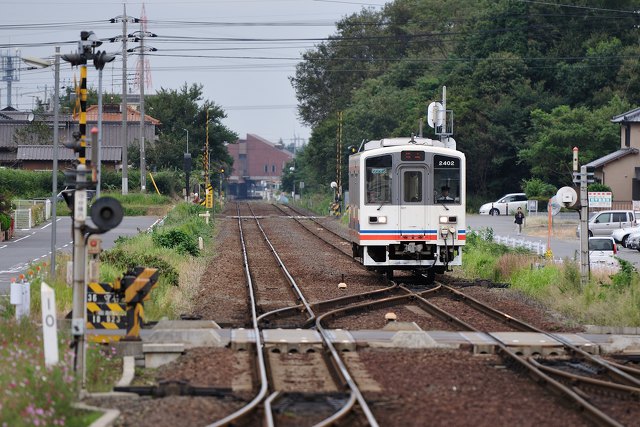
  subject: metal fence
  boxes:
[12,199,51,229]
[493,234,547,256]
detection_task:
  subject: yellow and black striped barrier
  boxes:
[85,267,159,343]
[119,266,159,341]
[200,184,213,208]
[86,281,127,343]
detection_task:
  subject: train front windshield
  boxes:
[433,155,461,204]
[366,155,392,204]
[364,152,462,205]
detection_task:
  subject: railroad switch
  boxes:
[114,380,234,398]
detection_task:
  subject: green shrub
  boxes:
[0,212,10,230]
[152,229,200,256]
[610,258,637,291]
[99,248,180,286]
[521,177,557,199]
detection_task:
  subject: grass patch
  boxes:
[459,227,640,327]
[0,200,216,424]
[0,316,114,426]
[56,191,174,217]
[98,201,215,320]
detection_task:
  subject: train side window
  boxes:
[366,155,392,204]
[403,171,422,203]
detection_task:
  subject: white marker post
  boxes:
[41,282,59,366]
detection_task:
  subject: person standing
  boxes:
[514,207,525,235]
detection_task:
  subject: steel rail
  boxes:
[495,346,624,427]
[247,203,315,322]
[418,281,633,425]
[206,203,269,427]
[315,312,379,427]
[439,283,640,388]
[529,358,640,400]
[257,283,400,327]
[275,203,349,244]
[249,202,379,426]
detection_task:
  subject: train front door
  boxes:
[398,166,428,236]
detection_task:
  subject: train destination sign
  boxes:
[401,151,426,161]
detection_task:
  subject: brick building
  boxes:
[225,134,294,199]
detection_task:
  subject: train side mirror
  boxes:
[90,197,124,233]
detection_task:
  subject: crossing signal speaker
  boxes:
[90,197,124,233]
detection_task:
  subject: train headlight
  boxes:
[440,227,449,238]
[439,216,457,224]
[369,216,387,224]
[439,216,448,223]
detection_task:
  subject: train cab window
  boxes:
[366,155,392,204]
[403,171,422,203]
[433,155,461,204]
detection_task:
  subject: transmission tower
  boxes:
[133,3,153,91]
[1,50,21,108]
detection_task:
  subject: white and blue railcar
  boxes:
[347,135,466,282]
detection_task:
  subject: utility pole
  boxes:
[129,5,156,193]
[110,5,138,195]
[51,47,60,278]
[573,147,594,285]
[579,165,590,284]
[139,25,146,192]
[205,109,211,188]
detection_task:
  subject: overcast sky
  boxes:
[2,0,387,146]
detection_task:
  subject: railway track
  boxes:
[91,201,638,426]
[207,202,378,426]
[243,202,640,426]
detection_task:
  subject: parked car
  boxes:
[588,236,620,273]
[611,225,640,248]
[578,210,637,237]
[478,193,528,216]
[626,230,640,251]
[56,187,96,203]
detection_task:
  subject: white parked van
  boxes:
[478,193,528,216]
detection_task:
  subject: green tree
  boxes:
[143,83,237,173]
[519,97,631,187]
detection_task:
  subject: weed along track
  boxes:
[83,201,640,426]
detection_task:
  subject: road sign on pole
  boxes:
[588,191,612,208]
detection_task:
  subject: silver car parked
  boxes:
[582,210,637,237]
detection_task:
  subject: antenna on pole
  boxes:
[441,85,446,135]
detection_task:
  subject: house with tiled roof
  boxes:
[584,107,640,204]
[0,104,160,170]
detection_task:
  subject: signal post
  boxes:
[62,31,118,389]
[572,147,594,285]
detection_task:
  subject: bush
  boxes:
[99,248,180,286]
[152,229,200,256]
[0,168,183,199]
[521,177,557,199]
[0,212,10,231]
